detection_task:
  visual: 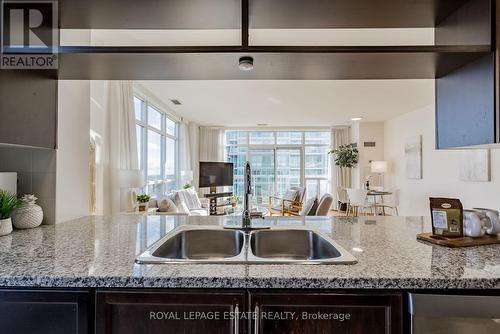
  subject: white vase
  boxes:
[12,204,44,229]
[0,218,13,236]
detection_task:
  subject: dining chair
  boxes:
[336,186,349,212]
[377,189,400,216]
[315,194,334,216]
[346,189,373,217]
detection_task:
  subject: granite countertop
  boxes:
[0,214,499,289]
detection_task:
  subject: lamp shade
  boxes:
[371,161,388,173]
[118,169,145,188]
[181,170,194,182]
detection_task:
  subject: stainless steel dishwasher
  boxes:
[408,293,500,334]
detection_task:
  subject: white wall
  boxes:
[90,81,109,215]
[56,81,91,223]
[384,104,500,216]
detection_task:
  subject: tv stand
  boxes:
[204,189,233,215]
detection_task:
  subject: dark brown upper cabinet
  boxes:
[249,0,470,29]
[59,0,241,29]
[0,71,57,149]
[435,0,497,148]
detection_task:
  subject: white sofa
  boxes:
[148,188,209,216]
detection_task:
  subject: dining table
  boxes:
[367,190,393,215]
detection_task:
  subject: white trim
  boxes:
[134,91,179,196]
[134,82,182,122]
[202,126,345,131]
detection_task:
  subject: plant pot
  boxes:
[231,202,237,208]
[138,203,149,212]
[12,204,43,229]
[0,218,13,236]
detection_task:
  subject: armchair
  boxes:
[269,186,306,216]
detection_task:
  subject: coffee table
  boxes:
[225,205,270,217]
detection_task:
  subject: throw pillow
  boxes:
[186,187,202,209]
[174,192,190,213]
[158,198,178,213]
[309,198,319,216]
[304,198,319,216]
[176,188,202,210]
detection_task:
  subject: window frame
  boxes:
[224,130,331,202]
[134,92,179,196]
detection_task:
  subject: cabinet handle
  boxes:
[254,304,260,334]
[234,303,239,334]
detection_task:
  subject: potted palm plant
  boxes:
[136,194,151,212]
[0,190,22,236]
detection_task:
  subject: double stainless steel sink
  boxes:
[135,225,357,264]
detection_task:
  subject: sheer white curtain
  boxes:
[106,81,139,213]
[189,122,200,189]
[331,127,352,209]
[199,127,224,162]
[198,127,224,195]
[178,120,192,186]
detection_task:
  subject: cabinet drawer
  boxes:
[0,289,89,334]
[250,291,402,334]
[96,289,245,334]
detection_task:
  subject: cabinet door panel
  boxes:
[0,71,57,149]
[250,291,402,334]
[0,289,89,334]
[96,289,245,334]
[436,53,495,148]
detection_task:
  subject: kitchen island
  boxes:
[0,215,499,334]
[0,214,498,289]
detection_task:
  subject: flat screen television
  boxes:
[199,162,234,188]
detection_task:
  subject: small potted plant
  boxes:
[0,190,22,236]
[136,194,151,212]
[183,183,193,189]
[229,195,239,208]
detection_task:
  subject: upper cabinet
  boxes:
[0,71,57,149]
[436,54,495,148]
[57,0,490,80]
[435,0,497,148]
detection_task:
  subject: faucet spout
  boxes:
[242,161,252,229]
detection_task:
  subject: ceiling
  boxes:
[137,80,434,127]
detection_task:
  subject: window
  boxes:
[225,131,331,203]
[135,95,179,196]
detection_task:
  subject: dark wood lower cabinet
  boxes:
[250,291,403,334]
[0,288,403,334]
[0,289,90,334]
[95,289,246,334]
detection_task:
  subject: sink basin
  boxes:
[248,228,357,264]
[136,226,356,264]
[135,226,245,264]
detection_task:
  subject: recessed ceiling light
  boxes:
[257,123,268,127]
[351,117,363,121]
[170,99,182,105]
[239,56,254,71]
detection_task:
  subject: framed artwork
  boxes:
[459,149,490,182]
[405,135,422,179]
